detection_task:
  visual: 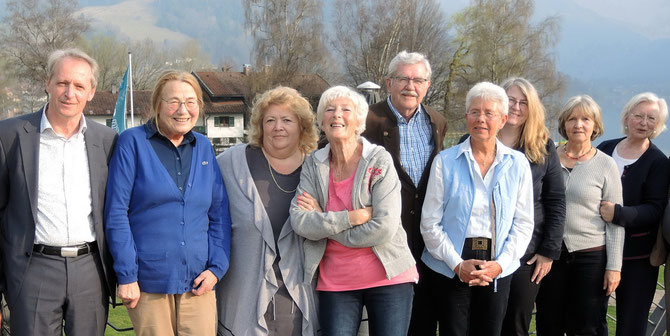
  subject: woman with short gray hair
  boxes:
[291,85,417,336]
[596,92,669,335]
[420,82,534,335]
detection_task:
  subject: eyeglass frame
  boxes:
[390,76,429,86]
[466,110,501,120]
[508,97,528,108]
[630,113,658,124]
[161,97,199,112]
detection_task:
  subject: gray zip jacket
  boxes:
[290,138,416,284]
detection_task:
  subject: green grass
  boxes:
[105,300,134,335]
[659,266,665,289]
[103,268,668,335]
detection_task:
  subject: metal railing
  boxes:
[3,282,669,335]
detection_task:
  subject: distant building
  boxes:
[83,67,329,154]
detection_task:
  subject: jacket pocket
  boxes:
[137,251,169,282]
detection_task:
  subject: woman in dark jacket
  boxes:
[597,92,669,336]
[496,77,566,336]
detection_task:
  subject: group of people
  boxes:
[0,47,669,336]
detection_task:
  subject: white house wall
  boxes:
[205,113,244,138]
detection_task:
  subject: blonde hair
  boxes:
[248,86,318,154]
[501,77,549,164]
[558,95,604,141]
[620,92,668,139]
[151,70,204,136]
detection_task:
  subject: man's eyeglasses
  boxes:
[161,98,199,112]
[391,76,429,86]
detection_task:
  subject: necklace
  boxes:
[563,144,593,160]
[267,160,297,193]
[263,148,303,194]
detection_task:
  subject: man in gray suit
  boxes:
[0,48,117,335]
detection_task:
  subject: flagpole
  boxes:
[128,52,134,127]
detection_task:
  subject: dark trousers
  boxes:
[429,240,512,336]
[437,271,512,336]
[501,260,541,336]
[9,252,108,336]
[319,282,414,336]
[614,258,659,336]
[536,248,608,336]
[407,261,447,336]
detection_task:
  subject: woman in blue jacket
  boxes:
[105,70,231,336]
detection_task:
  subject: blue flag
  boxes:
[112,68,129,133]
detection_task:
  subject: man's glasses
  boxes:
[391,76,429,86]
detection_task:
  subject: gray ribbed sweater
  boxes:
[561,149,624,271]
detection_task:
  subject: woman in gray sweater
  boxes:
[216,87,320,336]
[536,95,624,335]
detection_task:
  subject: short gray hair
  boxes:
[47,48,99,88]
[465,82,509,116]
[620,92,668,139]
[386,51,432,80]
[316,86,369,136]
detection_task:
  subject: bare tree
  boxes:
[443,0,565,133]
[0,0,89,90]
[79,34,128,91]
[127,39,213,90]
[330,0,451,105]
[244,0,331,90]
[79,35,214,91]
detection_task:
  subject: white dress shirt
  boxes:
[420,139,534,272]
[34,109,96,246]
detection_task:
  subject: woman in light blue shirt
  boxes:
[420,81,534,336]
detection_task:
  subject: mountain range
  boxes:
[1,0,668,152]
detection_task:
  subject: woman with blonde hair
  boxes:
[597,93,669,335]
[497,77,566,336]
[216,86,320,335]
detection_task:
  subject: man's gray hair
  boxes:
[47,48,99,88]
[465,82,509,116]
[386,51,432,80]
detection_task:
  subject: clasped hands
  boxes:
[454,259,502,287]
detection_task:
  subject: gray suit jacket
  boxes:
[0,109,118,307]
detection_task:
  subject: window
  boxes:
[214,116,234,127]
